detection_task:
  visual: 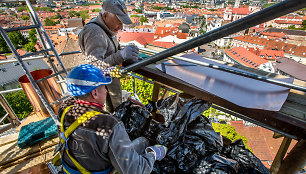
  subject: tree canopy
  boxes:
[0,90,33,122]
[44,18,56,26]
[52,13,63,19]
[133,9,143,13]
[68,11,80,18]
[21,15,30,20]
[140,16,148,25]
[92,9,101,13]
[79,10,89,20]
[25,29,37,52]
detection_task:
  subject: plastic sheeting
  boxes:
[114,95,270,174]
[156,52,293,111]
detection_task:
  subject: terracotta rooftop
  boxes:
[275,20,302,25]
[230,121,297,168]
[177,32,188,39]
[150,41,177,49]
[232,8,250,15]
[233,35,306,57]
[257,49,284,60]
[226,47,268,69]
[117,31,155,45]
[264,28,306,36]
[261,32,287,38]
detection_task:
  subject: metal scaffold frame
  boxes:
[0,0,69,126]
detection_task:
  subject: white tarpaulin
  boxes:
[156,52,293,111]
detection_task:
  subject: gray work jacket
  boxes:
[78,13,123,110]
[59,97,155,174]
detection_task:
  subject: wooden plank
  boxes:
[0,137,58,166]
[269,137,292,174]
[152,82,161,102]
[0,150,54,174]
[0,132,18,147]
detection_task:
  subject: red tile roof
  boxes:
[275,20,302,25]
[226,47,268,69]
[261,32,286,38]
[232,8,250,15]
[154,26,176,38]
[177,32,188,39]
[117,31,155,45]
[150,41,177,49]
[230,121,297,167]
[258,49,284,60]
[233,35,306,57]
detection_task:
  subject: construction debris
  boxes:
[115,94,270,174]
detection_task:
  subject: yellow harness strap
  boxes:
[60,105,102,174]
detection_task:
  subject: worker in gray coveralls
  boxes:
[59,64,167,174]
[78,0,139,112]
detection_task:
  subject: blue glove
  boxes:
[119,45,139,61]
[146,145,167,161]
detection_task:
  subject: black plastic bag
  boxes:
[114,95,269,174]
[194,154,239,174]
[222,140,270,174]
[114,99,151,140]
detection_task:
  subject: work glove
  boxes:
[145,145,167,161]
[119,45,139,61]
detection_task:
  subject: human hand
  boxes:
[119,45,139,61]
[146,145,167,161]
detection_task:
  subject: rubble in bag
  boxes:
[114,95,269,174]
[114,99,151,140]
[146,94,182,127]
[221,140,270,174]
[194,154,239,174]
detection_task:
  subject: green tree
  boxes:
[263,3,277,9]
[211,122,253,152]
[79,10,89,20]
[133,9,143,13]
[13,13,18,18]
[24,42,36,52]
[17,6,27,12]
[0,90,33,121]
[92,9,101,13]
[0,35,9,52]
[24,29,37,52]
[44,18,56,26]
[21,15,30,20]
[130,15,140,17]
[52,13,63,19]
[68,11,79,18]
[7,31,29,49]
[28,29,37,42]
[288,25,296,29]
[140,16,148,25]
[302,20,306,28]
[68,11,75,17]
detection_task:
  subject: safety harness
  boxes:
[55,105,112,174]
